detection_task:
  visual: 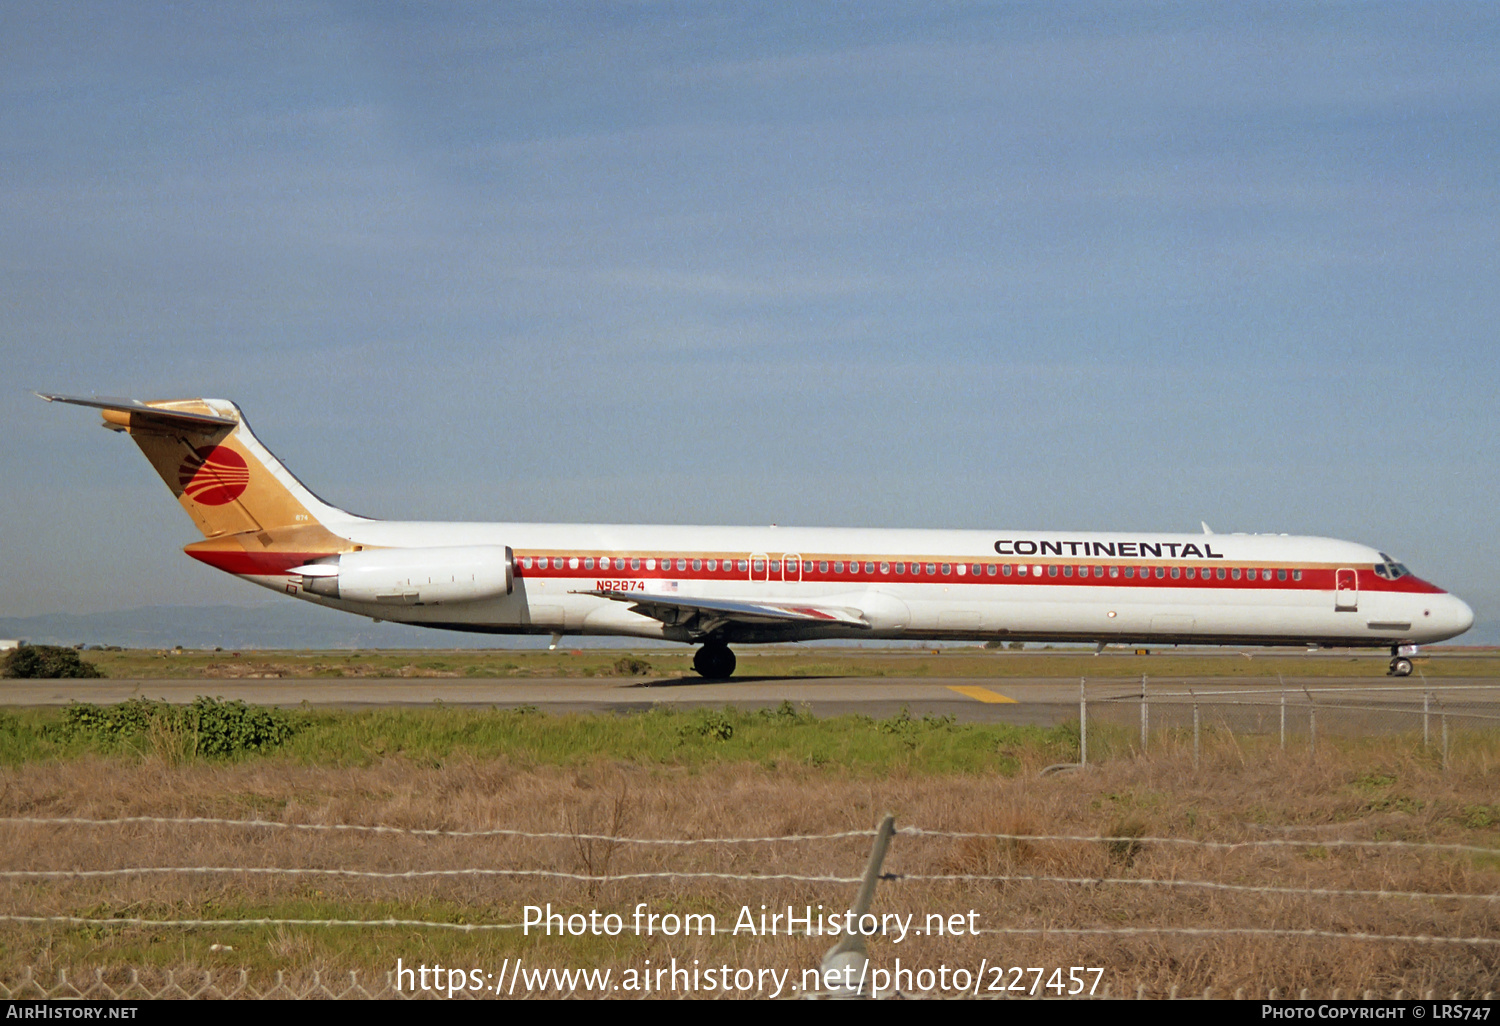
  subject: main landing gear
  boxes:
[1388,644,1416,677]
[693,641,736,679]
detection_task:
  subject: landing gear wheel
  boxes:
[693,643,736,679]
[1389,657,1413,677]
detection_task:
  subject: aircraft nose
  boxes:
[1430,594,1475,639]
[1451,595,1475,635]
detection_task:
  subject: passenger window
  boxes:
[753,560,766,573]
[1002,564,1013,576]
[520,557,532,569]
[1216,567,1226,580]
[737,559,748,572]
[583,557,594,570]
[691,559,701,571]
[804,561,814,573]
[1292,569,1301,581]
[770,561,781,573]
[986,564,997,576]
[1231,568,1241,580]
[1154,567,1165,579]
[706,559,717,571]
[895,562,905,574]
[1246,569,1257,581]
[1170,567,1180,579]
[1184,567,1194,579]
[957,564,967,576]
[834,561,845,573]
[1018,565,1028,575]
[880,562,890,574]
[630,558,641,571]
[1047,565,1058,577]
[941,564,952,575]
[1277,568,1287,581]
[865,562,875,574]
[568,557,578,570]
[1063,565,1073,577]
[1109,566,1119,578]
[645,559,656,571]
[1125,567,1135,579]
[927,563,938,575]
[819,561,829,573]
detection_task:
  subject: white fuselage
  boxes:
[241,522,1474,649]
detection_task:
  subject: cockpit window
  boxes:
[1373,552,1411,580]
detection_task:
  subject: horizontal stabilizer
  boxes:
[35,393,237,430]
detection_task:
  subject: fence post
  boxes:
[1192,699,1200,769]
[1079,678,1088,767]
[820,813,896,997]
[1140,674,1148,754]
[1423,692,1431,750]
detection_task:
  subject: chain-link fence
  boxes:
[1073,677,1500,767]
[0,965,1491,1000]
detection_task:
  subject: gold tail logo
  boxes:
[177,445,251,506]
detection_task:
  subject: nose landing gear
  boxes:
[693,642,736,679]
[1388,644,1417,677]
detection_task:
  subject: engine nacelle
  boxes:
[295,546,513,605]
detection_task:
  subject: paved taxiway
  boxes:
[5,676,1499,728]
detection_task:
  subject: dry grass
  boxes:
[0,733,1497,997]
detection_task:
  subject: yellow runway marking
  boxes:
[947,685,1017,704]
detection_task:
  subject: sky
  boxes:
[2,3,1497,640]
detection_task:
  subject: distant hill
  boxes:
[0,604,563,651]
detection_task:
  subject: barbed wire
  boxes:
[3,866,1493,904]
[973,925,1500,947]
[0,815,876,846]
[1,914,1493,948]
[897,827,1500,855]
[8,816,1496,856]
[885,872,1500,902]
[0,866,861,884]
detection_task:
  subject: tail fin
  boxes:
[40,394,359,571]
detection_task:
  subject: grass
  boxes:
[0,701,1071,775]
[0,730,1497,997]
[1,657,1497,998]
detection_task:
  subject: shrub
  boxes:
[51,697,296,758]
[1,644,104,679]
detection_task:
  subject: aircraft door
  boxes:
[782,553,802,583]
[1334,568,1358,611]
[750,554,769,582]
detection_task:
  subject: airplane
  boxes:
[39,393,1474,678]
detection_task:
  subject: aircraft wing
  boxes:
[578,590,872,634]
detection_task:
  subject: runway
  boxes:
[6,675,1500,729]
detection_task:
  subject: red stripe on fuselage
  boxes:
[187,550,333,575]
[511,557,1445,595]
